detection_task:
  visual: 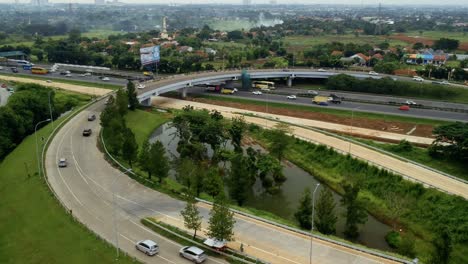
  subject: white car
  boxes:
[441,80,450,85]
[137,83,146,89]
[317,68,326,72]
[405,100,417,105]
[135,240,159,256]
[287,95,297,100]
[102,77,110,81]
[81,73,92,77]
[252,91,262,95]
[58,158,67,168]
[65,73,72,77]
[308,90,318,95]
[0,66,3,70]
[368,71,379,75]
[413,76,424,82]
[179,246,207,263]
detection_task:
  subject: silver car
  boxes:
[58,158,67,168]
[179,246,207,263]
[135,240,159,256]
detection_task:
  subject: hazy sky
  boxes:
[0,0,466,5]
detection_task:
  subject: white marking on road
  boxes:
[55,122,83,206]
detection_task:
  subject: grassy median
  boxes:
[0,95,136,264]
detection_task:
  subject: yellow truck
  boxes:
[221,88,235,94]
[312,96,329,105]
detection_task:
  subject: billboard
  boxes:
[140,46,160,66]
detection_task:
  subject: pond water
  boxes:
[149,123,392,251]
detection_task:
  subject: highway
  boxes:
[189,87,468,122]
[3,66,467,121]
[45,100,399,264]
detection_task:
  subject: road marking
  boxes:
[54,121,83,206]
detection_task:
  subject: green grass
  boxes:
[0,73,121,90]
[250,128,468,263]
[0,30,123,47]
[196,94,450,126]
[124,109,172,149]
[404,31,468,42]
[206,19,256,31]
[283,34,408,52]
[355,139,468,181]
[0,94,136,264]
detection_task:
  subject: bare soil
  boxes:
[186,97,435,138]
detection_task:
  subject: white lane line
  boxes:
[54,121,83,206]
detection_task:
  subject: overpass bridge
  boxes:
[136,69,378,106]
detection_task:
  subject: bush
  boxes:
[391,140,413,152]
[385,231,401,249]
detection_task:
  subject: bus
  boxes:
[31,67,48,75]
[252,81,275,90]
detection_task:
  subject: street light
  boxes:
[48,90,54,131]
[35,118,51,177]
[112,168,132,259]
[310,183,320,264]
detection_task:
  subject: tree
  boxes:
[432,38,459,51]
[207,197,235,241]
[203,168,223,198]
[294,188,312,230]
[268,123,292,161]
[149,141,170,183]
[430,122,468,161]
[68,28,81,43]
[430,228,452,264]
[228,153,251,206]
[228,117,246,153]
[314,188,337,235]
[373,61,399,74]
[126,81,138,111]
[413,42,424,50]
[341,183,367,240]
[115,88,128,116]
[138,140,152,178]
[180,196,203,239]
[122,128,138,167]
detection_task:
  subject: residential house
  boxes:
[405,49,447,65]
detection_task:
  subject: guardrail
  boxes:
[99,114,412,264]
[248,112,468,192]
[194,197,411,264]
[142,219,264,264]
[40,92,138,262]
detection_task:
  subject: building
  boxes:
[243,0,251,5]
[95,0,105,4]
[405,49,447,65]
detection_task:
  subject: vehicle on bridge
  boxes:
[252,80,275,90]
[31,67,48,75]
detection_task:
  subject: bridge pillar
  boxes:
[287,77,293,87]
[180,87,188,99]
[225,80,234,89]
[140,97,152,107]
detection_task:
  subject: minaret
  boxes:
[162,17,167,34]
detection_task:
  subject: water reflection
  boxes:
[149,123,392,250]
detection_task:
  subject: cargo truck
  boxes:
[312,96,329,105]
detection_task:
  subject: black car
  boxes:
[82,129,92,137]
[11,67,18,73]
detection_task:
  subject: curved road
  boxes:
[45,101,401,264]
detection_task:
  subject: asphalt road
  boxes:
[189,87,468,122]
[0,67,128,86]
[45,100,394,264]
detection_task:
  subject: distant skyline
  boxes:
[0,0,467,5]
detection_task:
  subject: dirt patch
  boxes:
[186,97,435,138]
[389,33,468,51]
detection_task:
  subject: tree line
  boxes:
[0,83,83,161]
[326,74,461,100]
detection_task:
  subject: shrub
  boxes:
[385,231,401,249]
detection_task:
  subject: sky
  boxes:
[0,0,466,5]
